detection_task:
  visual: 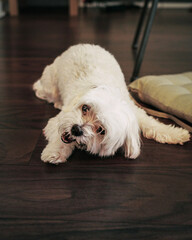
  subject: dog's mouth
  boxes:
[61,132,87,150]
[61,132,75,144]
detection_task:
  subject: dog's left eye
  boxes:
[82,104,90,115]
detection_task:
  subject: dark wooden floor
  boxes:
[0,7,192,240]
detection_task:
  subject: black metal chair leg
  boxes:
[131,0,158,82]
[132,0,150,50]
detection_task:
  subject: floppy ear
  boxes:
[123,119,141,159]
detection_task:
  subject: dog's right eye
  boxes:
[82,104,90,115]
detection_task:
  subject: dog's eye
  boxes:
[82,104,90,115]
[96,127,105,135]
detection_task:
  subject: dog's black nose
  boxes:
[71,124,83,137]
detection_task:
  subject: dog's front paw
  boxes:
[41,148,67,165]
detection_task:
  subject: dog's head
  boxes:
[58,86,141,159]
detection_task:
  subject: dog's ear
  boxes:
[123,121,141,159]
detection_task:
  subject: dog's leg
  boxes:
[33,57,62,109]
[134,106,190,144]
[41,114,75,164]
[41,141,74,164]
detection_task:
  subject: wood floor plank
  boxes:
[0,103,58,129]
[0,165,191,239]
[0,224,191,240]
[0,129,40,164]
[0,58,53,85]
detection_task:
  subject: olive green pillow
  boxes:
[129,72,192,130]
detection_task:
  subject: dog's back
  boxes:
[33,44,128,108]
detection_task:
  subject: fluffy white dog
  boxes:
[33,44,190,164]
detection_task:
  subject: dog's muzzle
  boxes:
[61,124,83,144]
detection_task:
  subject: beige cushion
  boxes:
[129,72,192,124]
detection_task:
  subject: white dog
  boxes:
[33,44,190,164]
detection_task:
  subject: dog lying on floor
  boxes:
[33,44,190,164]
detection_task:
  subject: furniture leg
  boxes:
[132,0,150,49]
[9,0,18,16]
[70,0,78,16]
[131,0,158,82]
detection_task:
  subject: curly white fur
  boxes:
[33,44,190,164]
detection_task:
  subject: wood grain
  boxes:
[0,8,192,240]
